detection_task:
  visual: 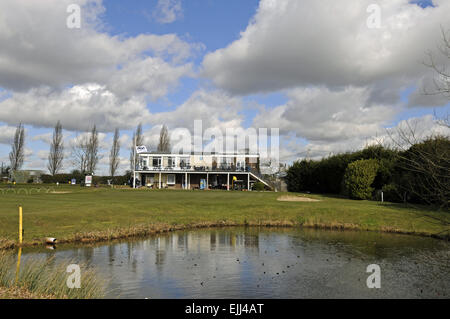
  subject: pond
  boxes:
[18,227,450,298]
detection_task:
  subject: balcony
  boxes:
[136,164,254,173]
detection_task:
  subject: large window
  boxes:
[152,157,161,167]
[167,174,175,185]
[180,157,190,168]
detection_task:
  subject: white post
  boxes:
[227,173,230,191]
[248,173,250,191]
[381,191,384,203]
[133,134,136,189]
[159,172,162,189]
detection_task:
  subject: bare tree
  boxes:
[424,27,450,98]
[48,121,64,175]
[72,134,89,174]
[157,124,171,153]
[386,120,449,209]
[130,123,143,170]
[9,123,25,172]
[86,125,99,175]
[109,128,120,178]
[71,125,100,175]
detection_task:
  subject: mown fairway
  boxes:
[0,185,449,246]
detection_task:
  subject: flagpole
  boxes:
[133,134,136,189]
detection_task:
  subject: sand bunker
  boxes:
[50,191,72,194]
[277,195,321,202]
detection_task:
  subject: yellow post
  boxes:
[19,205,23,244]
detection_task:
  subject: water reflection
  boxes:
[18,227,450,299]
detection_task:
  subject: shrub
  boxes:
[253,182,265,191]
[343,159,379,200]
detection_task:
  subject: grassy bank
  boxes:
[0,185,448,249]
[0,252,104,299]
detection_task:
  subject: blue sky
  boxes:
[0,0,449,174]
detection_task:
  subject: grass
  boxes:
[0,184,449,250]
[0,251,104,299]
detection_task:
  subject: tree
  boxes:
[9,123,25,172]
[157,124,171,153]
[343,159,379,200]
[86,125,99,175]
[130,123,143,170]
[0,162,10,178]
[71,125,100,175]
[71,134,89,174]
[109,128,120,179]
[48,121,64,175]
[424,27,450,98]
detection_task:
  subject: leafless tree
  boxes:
[109,128,120,178]
[9,123,25,172]
[386,120,449,210]
[71,125,100,175]
[72,134,89,174]
[423,27,450,98]
[157,124,171,153]
[48,121,64,175]
[130,123,143,170]
[86,125,100,175]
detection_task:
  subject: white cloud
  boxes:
[202,0,450,107]
[0,84,152,132]
[153,0,183,24]
[0,125,17,145]
[149,89,244,131]
[253,87,397,143]
[0,0,198,101]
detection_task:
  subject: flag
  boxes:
[136,146,148,153]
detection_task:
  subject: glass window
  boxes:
[167,174,175,185]
[153,157,161,167]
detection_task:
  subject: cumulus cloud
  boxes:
[202,0,450,107]
[253,87,397,142]
[0,0,198,113]
[149,89,244,131]
[153,0,183,24]
[0,125,17,145]
[0,84,152,132]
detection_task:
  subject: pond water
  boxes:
[18,227,450,299]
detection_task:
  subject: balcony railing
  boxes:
[136,165,255,173]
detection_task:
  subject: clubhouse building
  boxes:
[134,151,271,190]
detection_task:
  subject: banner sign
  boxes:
[136,146,148,154]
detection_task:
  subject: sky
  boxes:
[0,0,449,175]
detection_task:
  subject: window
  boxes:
[153,157,161,167]
[168,157,175,167]
[180,157,190,168]
[167,174,175,185]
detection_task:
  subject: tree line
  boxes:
[286,133,449,209]
[3,122,171,184]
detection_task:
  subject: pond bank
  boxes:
[2,219,448,251]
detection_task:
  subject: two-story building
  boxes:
[134,152,271,190]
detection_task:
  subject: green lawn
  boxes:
[0,184,449,248]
